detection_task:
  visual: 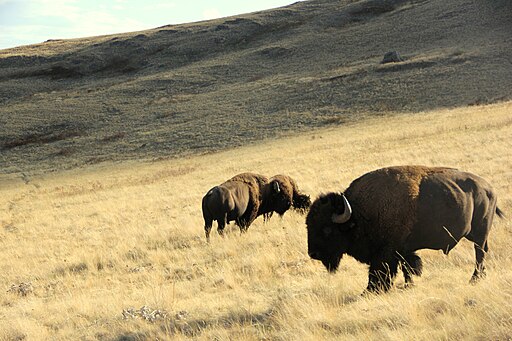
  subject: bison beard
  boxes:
[306,166,504,293]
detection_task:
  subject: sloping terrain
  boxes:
[1,102,511,340]
[1,0,511,174]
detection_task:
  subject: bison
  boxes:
[260,174,311,219]
[202,172,267,242]
[202,173,311,242]
[306,166,504,293]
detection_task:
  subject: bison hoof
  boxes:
[365,282,392,294]
[361,288,381,297]
[403,282,416,289]
[470,271,486,284]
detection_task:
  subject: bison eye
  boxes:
[323,226,332,236]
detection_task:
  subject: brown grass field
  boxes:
[1,0,511,339]
[1,101,511,340]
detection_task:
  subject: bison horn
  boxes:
[272,181,280,193]
[331,194,352,224]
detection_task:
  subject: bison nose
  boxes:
[308,251,321,260]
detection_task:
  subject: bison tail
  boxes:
[202,188,216,222]
[292,193,312,214]
[402,253,423,277]
[496,207,505,219]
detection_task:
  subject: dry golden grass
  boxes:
[1,102,511,340]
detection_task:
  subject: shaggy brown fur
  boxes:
[202,172,267,242]
[260,175,311,217]
[306,165,504,293]
[225,172,268,231]
[344,166,452,247]
[228,172,269,193]
[202,173,311,241]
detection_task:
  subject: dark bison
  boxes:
[306,166,504,293]
[202,173,311,242]
[259,174,311,219]
[202,172,267,242]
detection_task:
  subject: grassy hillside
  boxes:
[1,102,511,340]
[1,0,511,173]
[1,0,511,339]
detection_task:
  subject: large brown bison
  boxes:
[306,166,504,293]
[202,172,267,242]
[202,173,311,242]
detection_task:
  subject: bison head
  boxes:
[306,192,352,273]
[292,192,311,214]
[267,180,293,215]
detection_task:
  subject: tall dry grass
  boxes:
[1,102,511,340]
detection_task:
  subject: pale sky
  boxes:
[0,0,299,50]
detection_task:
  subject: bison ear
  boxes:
[272,181,281,193]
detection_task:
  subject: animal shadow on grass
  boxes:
[114,332,148,341]
[158,310,273,338]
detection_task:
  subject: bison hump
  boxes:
[345,166,433,242]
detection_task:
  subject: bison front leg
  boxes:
[400,252,423,286]
[237,199,259,234]
[237,219,249,233]
[235,216,251,234]
[366,257,399,293]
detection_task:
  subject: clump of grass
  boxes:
[7,282,33,296]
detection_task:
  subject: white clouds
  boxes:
[0,23,48,48]
[144,2,176,10]
[202,8,221,20]
[0,1,298,49]
[25,0,80,20]
[0,0,153,48]
[67,13,142,38]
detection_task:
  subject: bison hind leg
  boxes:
[470,241,488,283]
[216,215,227,237]
[400,252,423,285]
[466,224,490,283]
[204,219,213,243]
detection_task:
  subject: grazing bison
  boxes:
[202,173,311,241]
[306,166,504,293]
[202,172,267,242]
[260,174,311,219]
